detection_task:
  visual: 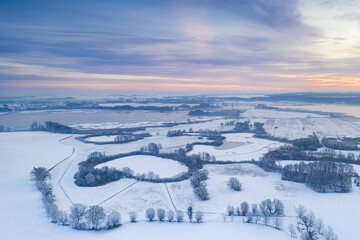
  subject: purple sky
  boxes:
[0,0,359,95]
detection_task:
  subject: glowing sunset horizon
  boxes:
[1,0,360,95]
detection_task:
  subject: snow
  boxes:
[2,115,360,240]
[96,155,187,178]
[0,131,293,240]
[87,135,116,142]
[189,133,284,161]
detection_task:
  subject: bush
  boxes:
[106,211,121,229]
[56,210,68,225]
[167,210,175,222]
[195,211,204,223]
[31,167,51,181]
[227,205,235,216]
[240,201,249,216]
[129,211,137,222]
[157,208,166,221]
[176,211,184,222]
[228,177,242,191]
[194,184,209,200]
[145,208,156,221]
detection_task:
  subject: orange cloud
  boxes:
[308,75,360,88]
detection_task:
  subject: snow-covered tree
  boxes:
[195,211,204,223]
[86,205,106,230]
[157,208,166,221]
[56,210,68,225]
[227,205,235,216]
[228,177,242,191]
[240,201,249,216]
[273,217,283,230]
[145,208,156,221]
[106,210,121,229]
[176,211,184,222]
[69,204,87,229]
[31,167,51,181]
[323,226,338,240]
[167,210,174,222]
[129,211,137,222]
[296,205,317,240]
[273,199,285,216]
[288,224,297,238]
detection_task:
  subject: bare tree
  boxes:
[145,208,156,221]
[227,205,235,216]
[240,201,249,216]
[69,204,87,229]
[167,210,174,222]
[157,208,166,221]
[288,224,297,238]
[273,199,285,216]
[236,207,241,216]
[86,205,106,230]
[56,210,68,225]
[252,204,260,224]
[316,218,325,236]
[296,205,317,240]
[106,211,121,229]
[324,226,338,240]
[195,211,204,223]
[273,217,283,230]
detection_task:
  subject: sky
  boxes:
[0,0,360,95]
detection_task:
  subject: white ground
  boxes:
[2,113,360,240]
[0,131,292,240]
[96,155,187,178]
[189,133,284,161]
[86,135,117,142]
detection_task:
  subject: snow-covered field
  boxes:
[189,133,284,161]
[86,135,116,142]
[2,108,360,240]
[96,155,187,178]
[0,131,293,240]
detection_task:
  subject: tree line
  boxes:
[281,161,356,193]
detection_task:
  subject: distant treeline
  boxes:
[31,121,73,133]
[76,132,151,145]
[281,161,356,193]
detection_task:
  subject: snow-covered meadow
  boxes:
[189,133,284,161]
[2,104,360,240]
[96,155,187,178]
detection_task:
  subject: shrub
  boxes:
[129,211,137,222]
[228,177,242,191]
[31,167,51,181]
[240,201,249,216]
[227,205,235,216]
[106,211,121,229]
[167,210,174,222]
[176,211,184,222]
[195,211,204,223]
[157,208,166,221]
[145,208,156,221]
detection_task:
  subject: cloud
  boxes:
[0,0,359,94]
